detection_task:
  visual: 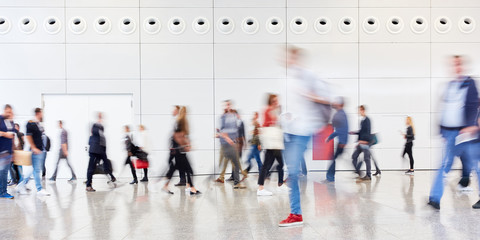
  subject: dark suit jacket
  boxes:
[89,123,106,154]
[357,117,371,142]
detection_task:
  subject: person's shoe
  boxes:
[130,180,138,185]
[0,193,14,199]
[86,187,96,192]
[161,188,174,195]
[279,213,303,227]
[257,189,273,196]
[320,179,334,184]
[373,171,381,176]
[190,190,202,195]
[226,177,234,182]
[405,170,414,175]
[7,181,17,187]
[356,176,371,183]
[110,177,117,183]
[233,183,247,189]
[277,184,290,193]
[140,178,148,182]
[428,201,440,210]
[175,181,186,186]
[48,177,56,182]
[472,200,480,209]
[240,174,248,182]
[68,178,77,183]
[15,185,28,195]
[457,184,473,192]
[215,178,224,183]
[37,189,51,196]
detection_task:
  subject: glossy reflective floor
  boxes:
[2,170,480,240]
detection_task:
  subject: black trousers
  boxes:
[86,153,115,187]
[168,153,185,182]
[166,151,194,187]
[9,163,20,183]
[402,142,414,170]
[258,149,284,185]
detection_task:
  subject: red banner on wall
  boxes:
[312,124,334,160]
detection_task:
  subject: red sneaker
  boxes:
[278,213,303,227]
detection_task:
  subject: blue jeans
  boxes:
[19,151,46,192]
[0,154,12,195]
[469,141,480,195]
[326,143,345,182]
[245,145,262,172]
[284,133,310,215]
[429,128,472,203]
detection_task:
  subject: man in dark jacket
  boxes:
[350,105,372,182]
[85,112,116,192]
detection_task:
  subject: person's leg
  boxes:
[42,153,46,178]
[50,155,62,180]
[429,129,458,205]
[406,143,414,170]
[459,142,472,187]
[275,150,285,185]
[31,152,46,191]
[126,156,137,182]
[102,154,115,181]
[284,134,310,215]
[300,156,307,175]
[245,145,255,173]
[64,157,76,179]
[86,154,98,187]
[258,150,275,186]
[253,146,263,172]
[143,168,148,179]
[372,152,381,174]
[327,144,344,182]
[218,146,228,181]
[361,145,372,178]
[0,155,11,195]
[223,144,240,185]
[352,145,361,174]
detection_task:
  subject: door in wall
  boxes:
[42,94,133,179]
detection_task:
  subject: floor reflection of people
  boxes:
[402,175,415,214]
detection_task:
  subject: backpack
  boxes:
[369,133,378,146]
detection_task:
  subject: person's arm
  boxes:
[26,135,41,154]
[461,79,479,133]
[0,131,14,139]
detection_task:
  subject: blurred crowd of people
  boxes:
[1,48,480,227]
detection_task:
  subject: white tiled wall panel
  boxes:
[141,80,213,115]
[359,78,430,113]
[141,44,213,79]
[214,44,285,78]
[359,43,430,78]
[0,44,65,79]
[0,80,65,116]
[66,44,140,79]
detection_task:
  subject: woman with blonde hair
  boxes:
[402,116,415,175]
[163,106,200,195]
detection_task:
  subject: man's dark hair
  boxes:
[34,108,42,114]
[359,105,366,111]
[4,104,12,110]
